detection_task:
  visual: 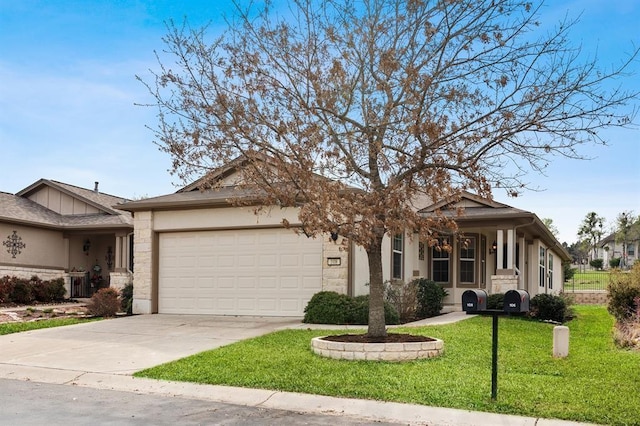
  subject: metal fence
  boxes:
[564,270,611,291]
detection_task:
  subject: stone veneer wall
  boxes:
[565,290,608,305]
[132,211,154,314]
[109,271,133,291]
[490,275,518,294]
[321,236,349,294]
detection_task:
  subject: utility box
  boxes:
[504,289,530,313]
[462,289,487,312]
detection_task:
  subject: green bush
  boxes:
[120,282,134,315]
[487,293,504,310]
[303,291,400,325]
[0,276,16,303]
[415,279,447,318]
[303,291,352,324]
[607,264,640,322]
[86,288,121,317]
[563,262,576,281]
[10,278,34,304]
[349,295,399,325]
[589,258,604,270]
[609,257,621,268]
[529,293,568,323]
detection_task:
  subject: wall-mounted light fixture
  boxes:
[83,239,91,255]
[330,232,339,242]
[105,246,114,269]
[489,241,497,254]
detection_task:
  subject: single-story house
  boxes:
[0,179,133,297]
[118,161,571,317]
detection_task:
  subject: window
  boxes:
[548,253,554,289]
[627,244,635,256]
[459,236,476,284]
[432,239,450,284]
[392,234,403,280]
[539,246,546,288]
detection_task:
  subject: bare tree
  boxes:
[140,0,638,337]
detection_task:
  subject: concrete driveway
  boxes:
[0,315,301,376]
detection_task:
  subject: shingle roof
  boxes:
[1,180,132,230]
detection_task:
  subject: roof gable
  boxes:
[419,191,510,213]
[2,179,132,230]
[16,179,128,216]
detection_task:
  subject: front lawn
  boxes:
[0,318,99,335]
[136,306,639,425]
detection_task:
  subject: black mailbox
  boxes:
[504,289,530,313]
[462,289,487,312]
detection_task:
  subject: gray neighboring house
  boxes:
[0,179,133,297]
[596,233,638,268]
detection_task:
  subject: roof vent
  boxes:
[94,182,99,193]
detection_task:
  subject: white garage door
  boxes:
[158,228,323,316]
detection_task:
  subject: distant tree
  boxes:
[542,218,559,238]
[615,211,639,268]
[142,0,638,338]
[578,212,605,262]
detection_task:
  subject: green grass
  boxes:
[566,271,611,290]
[136,306,640,425]
[0,317,98,335]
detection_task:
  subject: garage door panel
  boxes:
[159,228,322,316]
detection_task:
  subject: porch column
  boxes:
[507,229,515,271]
[518,235,526,289]
[496,229,504,269]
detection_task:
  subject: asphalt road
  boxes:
[0,379,406,426]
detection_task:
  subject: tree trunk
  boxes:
[366,234,387,338]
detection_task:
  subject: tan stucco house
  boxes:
[119,162,571,317]
[0,180,133,297]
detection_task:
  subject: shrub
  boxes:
[612,296,640,350]
[0,275,16,303]
[563,262,576,281]
[349,295,400,325]
[589,258,604,270]
[86,288,121,317]
[609,257,621,268]
[529,293,568,323]
[303,291,352,324]
[487,293,504,310]
[46,278,67,302]
[303,291,400,325]
[607,264,640,322]
[120,282,134,315]
[384,280,418,323]
[10,278,34,304]
[415,279,447,318]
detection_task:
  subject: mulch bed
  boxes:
[322,333,435,344]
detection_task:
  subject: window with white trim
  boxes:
[432,238,450,284]
[392,233,403,280]
[539,246,546,288]
[459,236,476,284]
[548,252,554,289]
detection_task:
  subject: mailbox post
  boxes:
[462,289,530,400]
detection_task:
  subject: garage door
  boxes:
[158,228,323,316]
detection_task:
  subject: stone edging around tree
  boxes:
[311,336,444,362]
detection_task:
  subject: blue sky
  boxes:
[0,0,638,244]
